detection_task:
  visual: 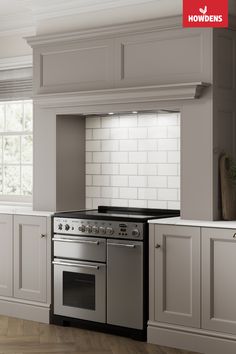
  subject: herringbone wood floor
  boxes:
[0,316,200,354]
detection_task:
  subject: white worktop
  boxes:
[148,216,236,229]
[0,205,53,217]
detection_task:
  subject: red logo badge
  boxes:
[183,0,228,28]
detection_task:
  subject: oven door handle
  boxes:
[52,237,100,245]
[52,260,100,270]
[108,242,136,248]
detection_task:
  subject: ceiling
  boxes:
[0,0,235,35]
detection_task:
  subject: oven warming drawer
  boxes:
[53,235,106,262]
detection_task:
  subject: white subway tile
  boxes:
[86,164,101,175]
[120,188,138,199]
[86,152,93,163]
[86,186,101,198]
[148,200,168,208]
[101,116,119,128]
[129,176,147,187]
[148,126,167,139]
[86,198,93,208]
[168,126,180,138]
[86,140,100,151]
[148,176,167,188]
[168,151,180,163]
[110,176,128,187]
[129,127,147,139]
[138,164,157,175]
[93,129,110,140]
[177,164,181,176]
[120,164,137,175]
[86,117,101,128]
[110,152,128,163]
[119,115,137,127]
[86,175,92,186]
[158,164,178,176]
[158,189,178,201]
[168,201,180,209]
[168,176,180,189]
[101,187,119,198]
[92,198,110,208]
[101,164,119,175]
[167,176,180,189]
[138,188,157,200]
[93,175,109,186]
[129,200,147,208]
[157,114,179,126]
[93,152,110,163]
[138,139,157,151]
[158,139,178,151]
[129,152,147,163]
[138,113,157,127]
[120,140,137,151]
[148,152,167,163]
[110,199,128,207]
[102,140,119,151]
[110,128,129,139]
[86,129,92,140]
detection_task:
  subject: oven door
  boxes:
[53,258,106,323]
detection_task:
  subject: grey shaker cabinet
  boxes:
[150,224,201,328]
[0,214,13,297]
[150,224,236,336]
[202,227,236,335]
[13,215,47,303]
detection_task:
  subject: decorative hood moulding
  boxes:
[34,82,210,109]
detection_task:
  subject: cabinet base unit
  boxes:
[0,298,50,323]
[148,323,236,354]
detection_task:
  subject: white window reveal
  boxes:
[0,100,33,203]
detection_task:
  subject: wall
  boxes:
[85,112,180,209]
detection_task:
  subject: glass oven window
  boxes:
[63,271,95,310]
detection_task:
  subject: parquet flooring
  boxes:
[0,316,200,354]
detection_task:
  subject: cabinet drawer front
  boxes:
[202,227,236,334]
[154,225,200,328]
[53,236,106,262]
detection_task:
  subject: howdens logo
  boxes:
[183,0,228,28]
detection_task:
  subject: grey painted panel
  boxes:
[202,227,236,334]
[0,214,13,297]
[56,115,85,211]
[217,35,234,89]
[155,225,200,328]
[14,215,47,303]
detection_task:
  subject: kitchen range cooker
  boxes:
[51,206,180,340]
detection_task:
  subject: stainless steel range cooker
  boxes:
[51,206,180,340]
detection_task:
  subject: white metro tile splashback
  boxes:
[85,113,180,209]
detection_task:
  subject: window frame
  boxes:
[0,99,33,204]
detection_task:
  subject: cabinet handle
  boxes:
[155,244,161,248]
[233,233,236,239]
[41,234,47,238]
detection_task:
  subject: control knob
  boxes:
[65,224,70,231]
[132,229,140,237]
[85,225,92,233]
[79,225,85,233]
[58,223,63,230]
[106,227,114,235]
[92,226,99,234]
[99,226,106,235]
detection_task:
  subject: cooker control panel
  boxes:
[54,218,144,240]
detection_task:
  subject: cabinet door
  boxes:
[0,214,13,297]
[14,215,47,302]
[154,225,200,328]
[202,228,236,334]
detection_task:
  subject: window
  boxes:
[0,100,33,202]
